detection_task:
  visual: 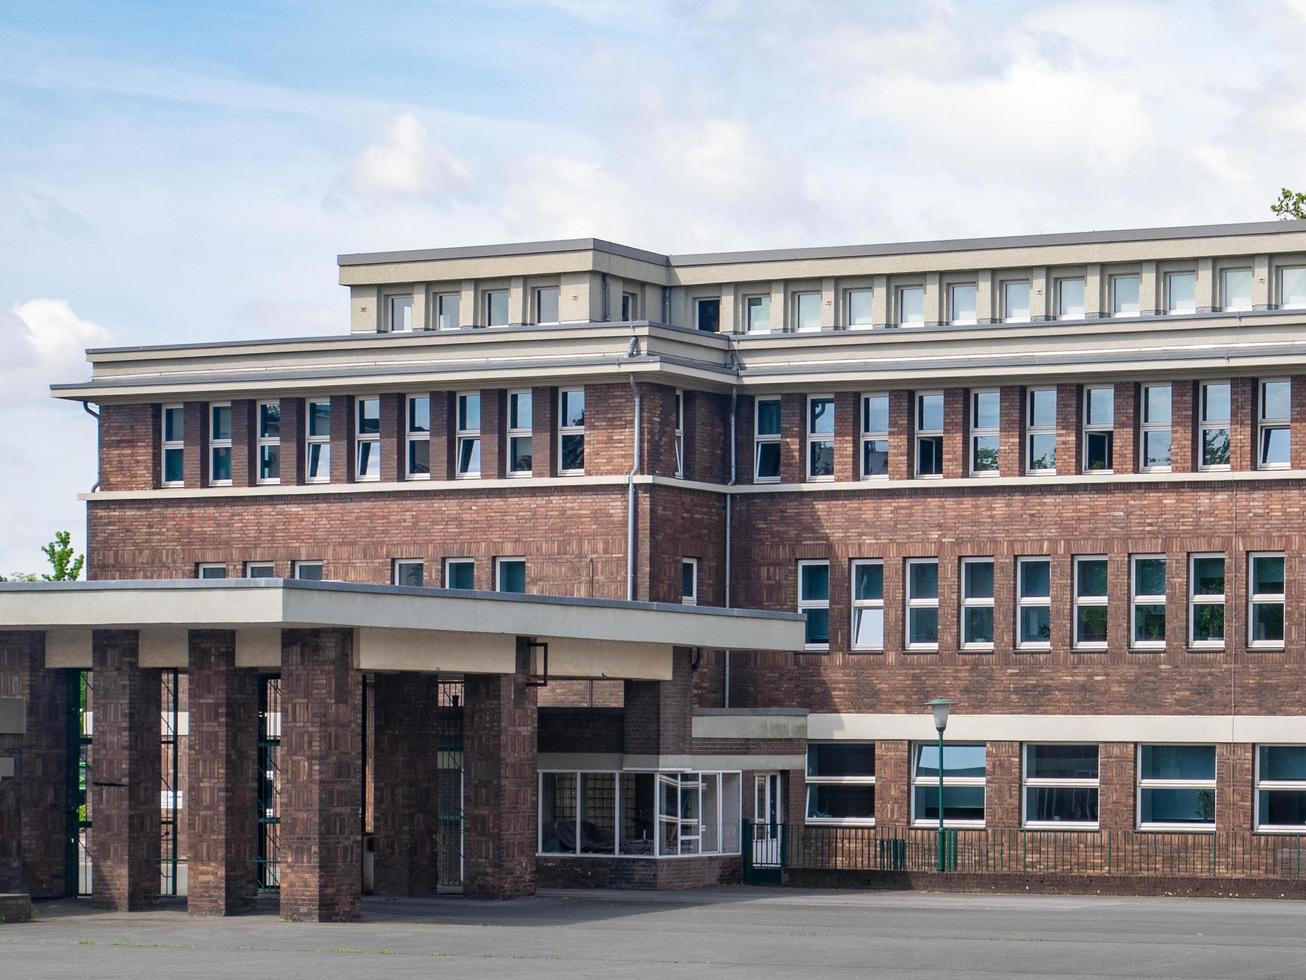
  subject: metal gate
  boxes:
[160,669,181,896]
[742,820,786,885]
[257,676,281,891]
[66,669,93,896]
[436,680,464,892]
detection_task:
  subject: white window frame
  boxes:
[969,389,1000,476]
[244,561,275,578]
[1072,555,1108,651]
[904,557,939,652]
[484,288,509,327]
[197,563,227,579]
[845,288,873,329]
[948,282,977,326]
[743,294,771,334]
[393,559,425,588]
[1001,279,1030,323]
[910,742,986,829]
[805,743,876,827]
[405,394,431,480]
[1056,277,1086,320]
[797,559,830,652]
[793,291,821,333]
[1017,556,1052,651]
[1248,552,1286,650]
[1137,744,1216,832]
[1254,746,1306,833]
[161,404,184,488]
[354,396,380,482]
[507,389,533,477]
[1166,271,1197,315]
[558,388,585,476]
[1279,265,1306,311]
[444,557,475,589]
[1110,274,1141,318]
[1022,744,1100,830]
[674,390,685,478]
[435,291,460,330]
[1140,383,1172,473]
[256,400,281,485]
[1199,381,1232,472]
[806,394,835,481]
[534,285,560,325]
[861,393,889,480]
[495,556,526,593]
[681,557,699,606]
[1188,553,1226,650]
[293,560,324,580]
[959,557,995,651]
[386,293,413,332]
[915,391,944,479]
[896,285,924,327]
[1258,378,1291,470]
[754,397,781,483]
[693,297,721,333]
[1130,554,1167,651]
[209,402,233,487]
[456,392,481,479]
[850,559,885,653]
[1026,387,1057,476]
[305,398,331,484]
[1082,385,1114,474]
[621,290,639,321]
[1220,267,1253,312]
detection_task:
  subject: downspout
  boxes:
[626,366,641,601]
[83,401,101,492]
[724,381,738,707]
[84,400,101,582]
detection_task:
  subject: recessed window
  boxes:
[305,399,331,484]
[905,558,939,651]
[674,390,685,478]
[798,560,830,650]
[197,563,227,579]
[1256,746,1306,831]
[293,561,323,581]
[456,392,481,478]
[435,292,460,330]
[161,404,184,487]
[851,560,884,651]
[1056,278,1085,319]
[1024,745,1099,828]
[559,389,586,474]
[681,558,699,606]
[912,743,986,827]
[508,390,533,476]
[406,395,430,479]
[1189,554,1226,648]
[861,394,889,478]
[1199,381,1231,470]
[807,395,835,480]
[496,557,526,593]
[1018,557,1052,650]
[754,398,781,482]
[355,396,380,481]
[387,294,413,332]
[1280,266,1306,310]
[1221,268,1253,312]
[1131,555,1167,649]
[444,558,475,590]
[1140,383,1172,472]
[794,292,821,332]
[970,390,1000,476]
[897,286,924,327]
[806,743,875,825]
[948,283,977,326]
[621,291,639,321]
[1073,556,1108,649]
[961,557,994,650]
[1026,388,1057,474]
[1248,552,1285,649]
[257,401,281,484]
[1083,386,1114,473]
[1002,280,1030,323]
[484,289,509,327]
[846,288,873,328]
[1167,272,1196,314]
[1259,379,1291,469]
[695,297,720,333]
[245,562,275,579]
[393,559,424,588]
[535,286,560,324]
[1138,745,1216,829]
[744,294,772,333]
[1110,274,1141,317]
[209,403,233,486]
[915,392,943,478]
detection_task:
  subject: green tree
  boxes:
[40,531,85,581]
[1271,188,1306,220]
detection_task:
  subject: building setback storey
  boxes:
[7,219,1306,913]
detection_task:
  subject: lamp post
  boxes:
[925,697,953,872]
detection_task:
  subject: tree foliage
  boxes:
[1271,188,1306,220]
[41,531,85,582]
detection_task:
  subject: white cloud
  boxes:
[349,113,471,198]
[1,299,109,404]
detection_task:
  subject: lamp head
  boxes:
[924,696,953,733]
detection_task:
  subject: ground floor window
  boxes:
[1256,745,1306,831]
[1023,744,1099,828]
[1138,745,1216,829]
[805,742,875,825]
[539,770,740,857]
[911,743,986,827]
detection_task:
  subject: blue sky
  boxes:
[2,0,1305,573]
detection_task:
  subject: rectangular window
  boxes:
[695,297,720,333]
[1281,266,1306,310]
[355,396,380,481]
[1026,388,1057,474]
[846,288,873,328]
[1189,554,1226,648]
[948,283,977,326]
[674,390,685,478]
[1259,379,1291,468]
[621,291,639,321]
[161,404,184,487]
[1073,556,1108,649]
[484,289,509,327]
[850,560,884,651]
[393,559,424,588]
[1024,745,1099,828]
[970,390,1000,475]
[1256,746,1306,831]
[209,403,232,486]
[897,286,924,327]
[1002,280,1030,322]
[559,388,585,474]
[1199,381,1231,470]
[406,395,431,479]
[905,558,939,651]
[197,563,227,579]
[806,743,875,825]
[507,390,533,476]
[245,562,275,578]
[1138,745,1216,829]
[496,557,526,593]
[534,286,560,324]
[1131,555,1166,649]
[807,395,835,480]
[445,558,475,590]
[957,557,995,650]
[754,398,781,482]
[1249,552,1286,648]
[387,294,412,332]
[293,561,323,581]
[305,399,331,483]
[1167,271,1197,314]
[1056,278,1085,319]
[798,560,830,650]
[1083,386,1114,472]
[681,558,698,606]
[257,400,281,484]
[1110,274,1141,317]
[1140,383,1172,471]
[456,392,481,478]
[1221,268,1253,311]
[744,294,771,333]
[915,392,943,478]
[861,393,889,478]
[1018,557,1052,650]
[912,743,986,827]
[794,291,821,332]
[435,291,460,330]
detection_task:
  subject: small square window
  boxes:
[1002,281,1030,322]
[897,286,924,327]
[387,294,412,332]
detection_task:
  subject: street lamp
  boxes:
[924,697,953,872]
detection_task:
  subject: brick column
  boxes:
[379,394,403,483]
[986,741,1020,829]
[1292,375,1306,470]
[1171,380,1195,473]
[875,740,910,827]
[370,672,438,896]
[431,391,455,481]
[532,386,557,477]
[480,389,505,479]
[91,630,161,911]
[1218,742,1254,832]
[1098,742,1135,831]
[834,391,859,482]
[1055,383,1081,475]
[999,385,1023,476]
[623,649,693,756]
[280,629,362,922]
[1231,378,1257,471]
[780,393,804,483]
[183,401,207,488]
[888,390,913,481]
[280,398,305,486]
[230,399,253,487]
[187,631,259,916]
[1112,382,1137,473]
[463,640,538,899]
[329,395,352,484]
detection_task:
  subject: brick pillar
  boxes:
[999,385,1023,476]
[1112,382,1137,473]
[1098,742,1135,831]
[986,741,1020,828]
[834,391,859,482]
[888,390,913,481]
[480,389,504,479]
[1170,380,1195,473]
[1056,383,1081,475]
[738,397,757,485]
[187,631,259,916]
[91,630,161,911]
[183,401,207,488]
[942,388,966,478]
[532,386,557,477]
[330,395,352,484]
[623,649,693,756]
[370,672,438,896]
[379,394,403,483]
[875,740,910,827]
[1218,742,1254,833]
[280,629,362,922]
[431,391,454,481]
[463,641,538,899]
[1230,378,1257,471]
[1292,375,1306,470]
[281,398,305,486]
[779,393,804,483]
[230,399,253,487]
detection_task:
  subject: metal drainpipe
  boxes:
[83,402,101,492]
[626,372,641,601]
[724,385,737,707]
[602,273,611,321]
